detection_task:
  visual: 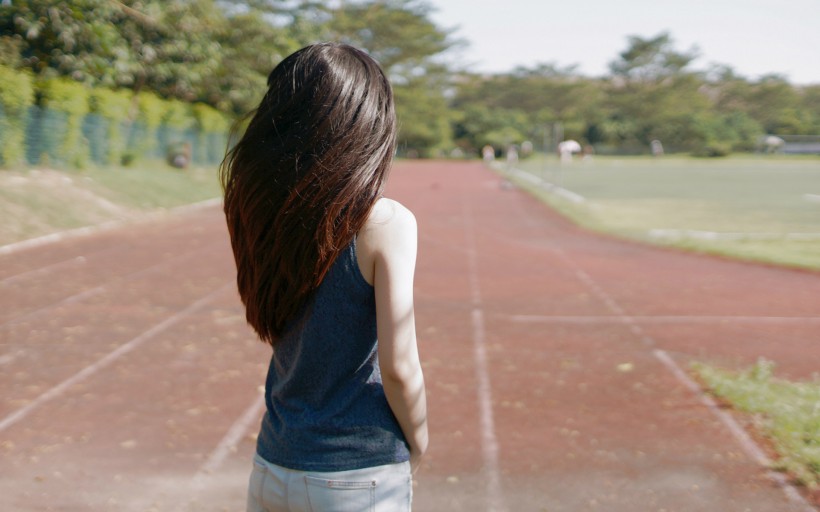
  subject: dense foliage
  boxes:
[1,2,817,159]
[453,33,820,156]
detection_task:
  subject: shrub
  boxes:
[89,88,132,165]
[162,99,194,131]
[192,103,229,163]
[131,91,166,160]
[39,77,90,167]
[691,142,732,158]
[0,64,34,167]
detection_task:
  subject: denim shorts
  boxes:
[247,452,413,512]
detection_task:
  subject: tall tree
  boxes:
[609,32,698,84]
[604,32,709,150]
[321,0,457,155]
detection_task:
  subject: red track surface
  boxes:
[1,161,818,511]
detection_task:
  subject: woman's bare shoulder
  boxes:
[361,198,416,254]
[356,198,415,283]
[366,198,416,232]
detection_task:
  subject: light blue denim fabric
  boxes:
[247,452,412,512]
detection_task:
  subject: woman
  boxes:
[220,42,428,512]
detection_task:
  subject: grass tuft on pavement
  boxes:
[692,359,820,488]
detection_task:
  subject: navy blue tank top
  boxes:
[255,239,410,471]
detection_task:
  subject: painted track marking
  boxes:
[0,245,208,331]
[0,197,222,256]
[654,349,815,512]
[198,393,266,476]
[510,314,820,325]
[549,247,816,512]
[462,200,507,512]
[179,393,265,512]
[502,178,815,510]
[0,283,231,433]
[1,254,91,285]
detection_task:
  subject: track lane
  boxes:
[3,161,820,511]
[390,161,819,511]
[1,209,269,512]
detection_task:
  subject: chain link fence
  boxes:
[6,105,228,169]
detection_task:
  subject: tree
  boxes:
[609,32,698,84]
[603,33,711,151]
[0,0,290,114]
[321,0,457,155]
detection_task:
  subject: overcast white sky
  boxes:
[427,0,820,84]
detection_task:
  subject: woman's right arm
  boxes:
[368,199,428,472]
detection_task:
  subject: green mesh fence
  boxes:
[5,105,228,168]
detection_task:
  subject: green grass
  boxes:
[692,359,820,488]
[0,160,222,246]
[512,155,820,270]
[79,160,222,209]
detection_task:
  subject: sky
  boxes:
[427,0,820,84]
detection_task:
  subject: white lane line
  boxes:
[654,349,815,512]
[1,255,89,286]
[181,393,265,512]
[463,200,507,512]
[0,248,201,330]
[198,394,265,476]
[553,250,815,512]
[0,283,231,434]
[510,315,820,325]
[0,243,128,285]
[0,197,222,256]
[505,167,586,204]
[0,350,23,366]
[0,221,124,256]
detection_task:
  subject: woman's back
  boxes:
[221,42,427,510]
[256,218,410,471]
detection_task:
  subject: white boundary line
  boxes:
[0,197,222,256]
[462,200,507,512]
[551,249,816,511]
[1,254,90,286]
[504,166,586,204]
[653,349,815,512]
[0,283,231,433]
[648,228,820,242]
[0,247,202,330]
[510,314,820,325]
[180,393,266,512]
[198,394,266,476]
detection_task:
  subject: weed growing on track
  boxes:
[692,359,820,488]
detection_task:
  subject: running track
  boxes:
[1,161,818,511]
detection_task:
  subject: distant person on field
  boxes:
[521,140,533,158]
[506,144,518,169]
[582,144,594,162]
[482,144,495,162]
[168,141,191,169]
[558,140,581,163]
[651,139,664,157]
[221,43,428,511]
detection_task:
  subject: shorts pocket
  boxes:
[304,475,375,512]
[246,457,268,511]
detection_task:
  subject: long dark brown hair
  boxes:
[220,43,397,345]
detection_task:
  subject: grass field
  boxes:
[0,161,222,246]
[512,155,820,270]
